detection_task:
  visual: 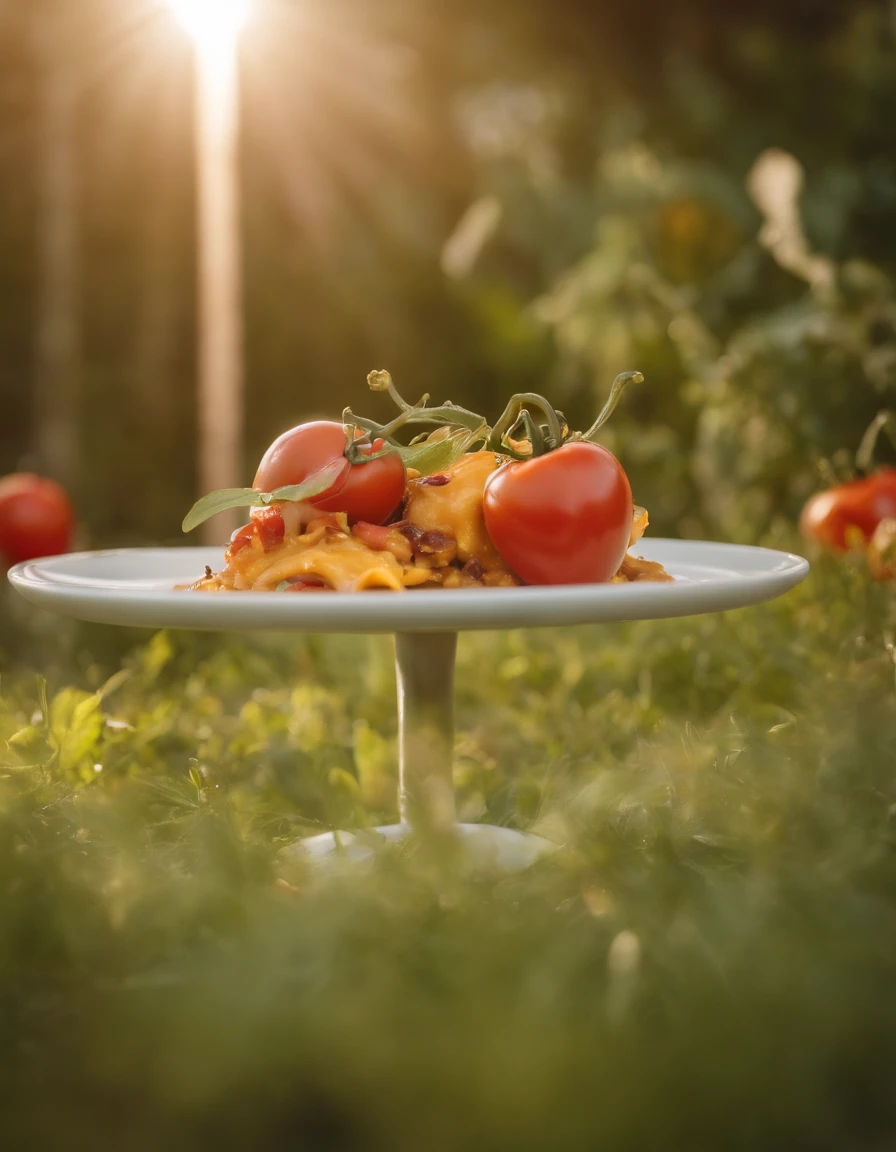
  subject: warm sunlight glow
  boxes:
[162,0,250,541]
[165,0,251,59]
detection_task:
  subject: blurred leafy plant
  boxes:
[1,552,896,1146]
[448,129,896,540]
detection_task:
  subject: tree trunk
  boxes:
[134,122,180,540]
[195,38,244,544]
[32,0,80,492]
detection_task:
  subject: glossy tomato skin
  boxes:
[253,421,350,499]
[252,420,405,525]
[482,442,633,585]
[314,445,406,525]
[800,468,896,551]
[0,473,74,566]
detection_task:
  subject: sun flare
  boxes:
[164,0,252,59]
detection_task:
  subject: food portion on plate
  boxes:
[183,371,672,592]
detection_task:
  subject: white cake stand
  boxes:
[8,539,809,869]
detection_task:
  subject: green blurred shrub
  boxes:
[1,552,896,1148]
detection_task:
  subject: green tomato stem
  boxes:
[351,367,643,466]
[367,369,414,413]
[516,410,545,457]
[581,372,644,442]
[856,410,896,476]
[489,393,563,455]
[342,409,389,442]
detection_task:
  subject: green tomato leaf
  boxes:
[397,427,487,476]
[266,459,347,503]
[181,458,346,534]
[181,489,259,534]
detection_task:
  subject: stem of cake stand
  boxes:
[295,630,553,870]
[395,631,457,830]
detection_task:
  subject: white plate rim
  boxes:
[7,539,810,634]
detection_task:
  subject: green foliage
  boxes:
[527,149,896,541]
[1,550,896,1148]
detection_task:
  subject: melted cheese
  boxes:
[614,552,673,583]
[630,506,649,547]
[248,535,437,591]
[403,451,510,572]
[193,531,438,593]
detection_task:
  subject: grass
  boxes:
[1,543,896,1150]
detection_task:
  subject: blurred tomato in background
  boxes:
[0,474,74,566]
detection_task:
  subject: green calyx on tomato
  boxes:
[800,409,896,559]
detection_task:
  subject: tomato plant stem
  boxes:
[582,371,644,442]
[856,410,896,476]
[490,393,563,455]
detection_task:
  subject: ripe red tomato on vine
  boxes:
[253,420,406,526]
[800,411,896,579]
[481,376,640,585]
[800,472,896,551]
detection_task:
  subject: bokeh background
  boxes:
[5,4,896,1149]
[3,0,896,547]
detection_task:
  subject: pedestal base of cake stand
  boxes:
[290,632,555,872]
[297,822,554,870]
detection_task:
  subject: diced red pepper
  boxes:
[352,520,413,562]
[228,523,255,557]
[284,577,329,592]
[352,521,396,551]
[256,506,285,552]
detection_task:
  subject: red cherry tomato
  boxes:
[799,469,896,552]
[252,420,405,525]
[482,442,633,585]
[0,473,74,566]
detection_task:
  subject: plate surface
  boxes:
[7,540,809,633]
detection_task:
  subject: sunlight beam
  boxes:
[165,0,251,62]
[163,0,251,541]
